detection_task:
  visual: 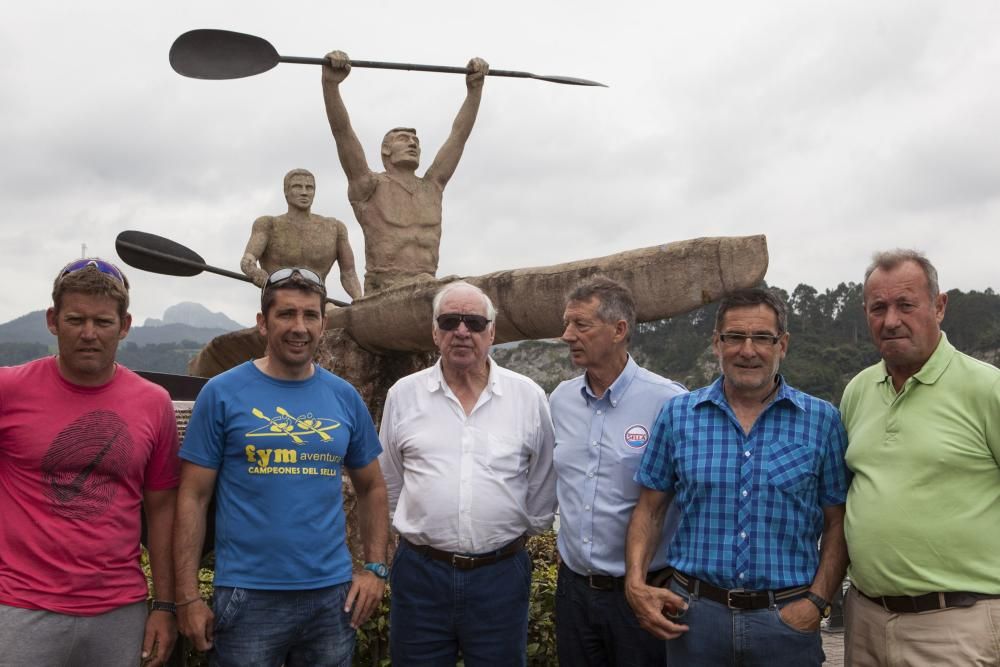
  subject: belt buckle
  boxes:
[727,588,747,609]
[451,554,476,569]
[587,575,613,591]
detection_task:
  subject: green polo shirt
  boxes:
[842,332,1000,596]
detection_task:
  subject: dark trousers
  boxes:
[555,563,667,666]
[389,540,532,666]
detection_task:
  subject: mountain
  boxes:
[0,311,51,344]
[143,302,247,330]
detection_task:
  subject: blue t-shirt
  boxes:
[181,362,381,589]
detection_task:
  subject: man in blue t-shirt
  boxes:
[174,268,388,666]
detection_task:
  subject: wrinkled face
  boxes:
[284,174,315,211]
[561,297,624,370]
[46,292,131,386]
[432,286,494,373]
[713,304,788,396]
[863,260,946,377]
[383,131,421,169]
[256,289,325,378]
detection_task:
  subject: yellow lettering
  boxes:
[245,445,257,463]
[273,449,298,464]
[257,449,272,467]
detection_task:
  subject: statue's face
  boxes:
[384,131,421,169]
[285,175,315,211]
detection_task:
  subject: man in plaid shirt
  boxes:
[624,288,850,666]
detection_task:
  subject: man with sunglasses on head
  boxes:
[0,259,180,666]
[624,288,850,666]
[174,268,388,666]
[378,280,556,666]
[549,276,687,666]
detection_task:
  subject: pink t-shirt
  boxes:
[0,357,179,615]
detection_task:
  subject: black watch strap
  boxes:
[804,592,831,618]
[150,599,177,615]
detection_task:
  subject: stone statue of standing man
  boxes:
[322,50,489,294]
[240,168,364,303]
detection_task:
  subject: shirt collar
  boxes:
[697,374,804,412]
[873,331,954,387]
[578,355,638,407]
[426,357,502,396]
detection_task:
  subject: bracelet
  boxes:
[150,599,177,615]
[175,596,203,607]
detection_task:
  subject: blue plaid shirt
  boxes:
[635,376,850,590]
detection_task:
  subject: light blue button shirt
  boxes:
[551,356,686,577]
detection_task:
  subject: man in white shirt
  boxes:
[379,280,556,666]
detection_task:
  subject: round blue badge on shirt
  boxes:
[624,424,649,449]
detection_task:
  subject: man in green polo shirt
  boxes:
[841,249,1000,666]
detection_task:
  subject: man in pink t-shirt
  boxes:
[0,259,180,666]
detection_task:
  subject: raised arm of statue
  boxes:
[425,57,489,190]
[335,220,364,300]
[240,216,273,288]
[322,51,377,203]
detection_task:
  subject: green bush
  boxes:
[144,532,561,666]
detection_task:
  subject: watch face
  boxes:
[365,562,389,578]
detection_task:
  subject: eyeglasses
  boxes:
[266,267,325,290]
[436,313,492,333]
[58,258,129,288]
[718,332,783,347]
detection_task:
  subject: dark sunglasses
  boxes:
[436,313,491,333]
[58,258,129,288]
[266,267,325,289]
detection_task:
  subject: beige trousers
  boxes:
[844,585,1000,666]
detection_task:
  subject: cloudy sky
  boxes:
[2,1,998,327]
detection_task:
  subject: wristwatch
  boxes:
[149,599,177,615]
[363,562,389,579]
[804,592,831,619]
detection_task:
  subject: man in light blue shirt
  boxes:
[550,276,686,666]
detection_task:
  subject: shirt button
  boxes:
[583,537,590,543]
[744,451,751,457]
[596,410,603,415]
[742,490,748,497]
[584,505,591,511]
[587,472,595,478]
[740,531,746,539]
[592,440,599,446]
[738,573,745,580]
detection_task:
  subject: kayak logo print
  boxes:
[247,406,341,445]
[41,410,132,520]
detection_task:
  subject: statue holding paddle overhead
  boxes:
[240,168,363,306]
[322,51,489,293]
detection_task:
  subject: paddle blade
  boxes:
[170,29,280,80]
[116,230,205,277]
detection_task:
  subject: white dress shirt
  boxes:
[379,358,557,554]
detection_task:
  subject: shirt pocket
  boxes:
[484,432,525,477]
[766,439,817,495]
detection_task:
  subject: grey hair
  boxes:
[715,288,788,334]
[864,249,939,298]
[565,276,636,342]
[432,281,497,325]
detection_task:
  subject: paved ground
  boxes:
[822,630,845,665]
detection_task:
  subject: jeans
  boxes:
[555,563,667,666]
[210,583,355,667]
[389,539,531,666]
[665,577,824,666]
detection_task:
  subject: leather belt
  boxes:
[856,586,1000,614]
[404,537,525,570]
[673,570,809,610]
[562,563,674,592]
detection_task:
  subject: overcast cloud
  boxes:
[2,0,998,326]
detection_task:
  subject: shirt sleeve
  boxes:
[378,386,404,518]
[144,392,180,490]
[818,406,851,506]
[524,387,557,535]
[179,382,225,469]
[343,387,382,469]
[635,400,676,492]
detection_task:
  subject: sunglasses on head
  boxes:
[58,258,129,288]
[436,313,491,333]
[266,267,325,289]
